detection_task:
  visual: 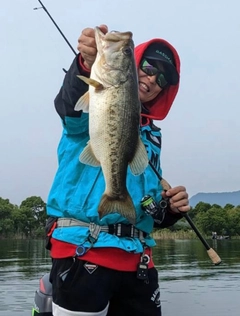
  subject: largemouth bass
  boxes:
[74,27,148,224]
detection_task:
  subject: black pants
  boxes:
[50,258,162,316]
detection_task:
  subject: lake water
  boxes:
[0,238,239,316]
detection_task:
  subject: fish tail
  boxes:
[98,192,136,224]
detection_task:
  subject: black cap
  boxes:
[143,43,179,85]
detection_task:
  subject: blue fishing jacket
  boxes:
[47,54,182,254]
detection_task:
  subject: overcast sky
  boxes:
[1,0,239,205]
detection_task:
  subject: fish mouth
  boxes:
[93,27,134,87]
[95,27,132,44]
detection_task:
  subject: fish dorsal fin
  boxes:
[129,137,148,175]
[74,91,90,112]
[79,142,100,167]
[77,75,103,90]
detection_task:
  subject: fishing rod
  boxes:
[149,160,222,266]
[33,0,77,56]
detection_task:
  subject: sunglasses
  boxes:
[140,58,168,89]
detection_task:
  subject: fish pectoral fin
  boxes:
[74,92,90,112]
[98,192,136,224]
[79,142,100,166]
[129,137,149,175]
[77,75,103,90]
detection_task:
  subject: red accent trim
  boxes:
[50,238,154,271]
[78,55,91,74]
[140,116,150,126]
[39,277,46,293]
[47,221,57,237]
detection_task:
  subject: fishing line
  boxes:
[33,0,77,56]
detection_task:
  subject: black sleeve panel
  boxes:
[154,208,183,229]
[54,54,90,120]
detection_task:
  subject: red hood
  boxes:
[134,38,180,121]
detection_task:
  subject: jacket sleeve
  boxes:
[153,206,183,229]
[54,54,90,122]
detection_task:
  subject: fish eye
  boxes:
[123,47,132,56]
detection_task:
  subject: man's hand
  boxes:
[77,24,108,69]
[162,186,190,213]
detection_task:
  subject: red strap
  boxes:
[50,238,154,271]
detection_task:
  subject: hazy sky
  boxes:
[1,0,239,205]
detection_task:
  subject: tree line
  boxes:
[172,202,240,237]
[0,196,239,238]
[0,196,47,238]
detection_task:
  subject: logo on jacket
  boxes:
[151,287,161,307]
[84,262,98,274]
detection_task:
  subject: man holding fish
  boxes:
[46,24,190,316]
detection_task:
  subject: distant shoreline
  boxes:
[1,230,239,240]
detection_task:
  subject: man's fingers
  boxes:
[76,24,108,69]
[80,46,97,58]
[178,205,191,213]
[81,27,96,38]
[170,198,190,209]
[162,186,190,213]
[165,186,186,197]
[98,24,108,34]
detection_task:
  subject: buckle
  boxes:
[108,224,135,237]
[108,224,144,238]
[119,224,134,237]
